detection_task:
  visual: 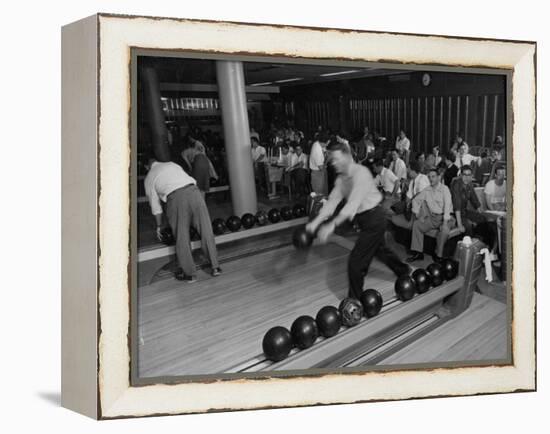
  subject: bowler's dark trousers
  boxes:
[166,184,219,276]
[348,205,409,299]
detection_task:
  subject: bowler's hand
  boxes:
[156,226,164,242]
[305,222,317,235]
[317,222,335,244]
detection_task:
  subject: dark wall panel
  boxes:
[281,71,506,152]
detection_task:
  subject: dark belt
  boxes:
[354,204,382,218]
[167,183,195,201]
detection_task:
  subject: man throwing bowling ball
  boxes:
[306,139,410,300]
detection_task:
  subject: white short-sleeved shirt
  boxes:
[390,158,407,180]
[375,167,399,193]
[406,173,430,200]
[484,180,506,209]
[144,161,196,215]
[309,141,325,170]
[251,145,266,162]
[395,136,410,152]
[455,153,480,169]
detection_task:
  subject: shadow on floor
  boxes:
[37,391,61,407]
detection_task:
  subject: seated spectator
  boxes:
[288,144,309,197]
[391,161,430,229]
[374,158,400,212]
[442,151,459,187]
[415,152,427,174]
[455,143,481,172]
[451,165,487,235]
[484,166,506,212]
[425,146,442,170]
[395,129,410,153]
[450,133,468,153]
[406,168,453,263]
[389,149,407,180]
[475,150,493,185]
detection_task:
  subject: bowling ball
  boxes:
[268,208,281,224]
[241,213,256,229]
[293,204,306,218]
[262,326,293,362]
[394,275,416,301]
[255,210,268,226]
[338,298,364,327]
[315,306,341,338]
[189,226,200,241]
[442,258,459,280]
[290,315,319,350]
[159,226,175,245]
[280,206,293,221]
[226,215,242,232]
[292,226,314,250]
[360,289,383,318]
[212,218,226,236]
[426,263,444,286]
[412,268,431,294]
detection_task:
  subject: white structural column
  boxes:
[215,60,257,215]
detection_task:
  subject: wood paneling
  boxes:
[283,71,506,152]
[346,92,505,153]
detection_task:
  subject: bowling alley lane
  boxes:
[137,240,398,378]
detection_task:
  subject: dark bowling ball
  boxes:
[267,208,281,224]
[394,275,417,301]
[442,258,459,280]
[226,215,242,232]
[315,306,341,338]
[292,204,306,218]
[412,268,431,294]
[338,297,364,327]
[241,213,256,229]
[290,315,319,350]
[280,206,293,221]
[360,289,383,318]
[292,226,314,250]
[189,226,200,241]
[255,210,268,226]
[426,263,444,286]
[262,326,293,362]
[159,226,175,245]
[212,218,226,236]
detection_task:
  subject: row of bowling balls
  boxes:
[394,259,459,302]
[158,204,308,245]
[212,204,307,235]
[262,289,384,362]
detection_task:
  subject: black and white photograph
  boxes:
[133,53,511,381]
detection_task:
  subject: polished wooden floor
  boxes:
[138,241,399,378]
[379,292,508,364]
[137,237,508,378]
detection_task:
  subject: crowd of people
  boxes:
[142,120,507,282]
[246,123,506,263]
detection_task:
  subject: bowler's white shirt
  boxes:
[144,161,196,215]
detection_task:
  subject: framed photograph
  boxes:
[61,13,536,419]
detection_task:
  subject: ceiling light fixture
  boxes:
[319,70,360,77]
[274,78,303,83]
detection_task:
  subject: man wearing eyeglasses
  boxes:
[450,165,486,235]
